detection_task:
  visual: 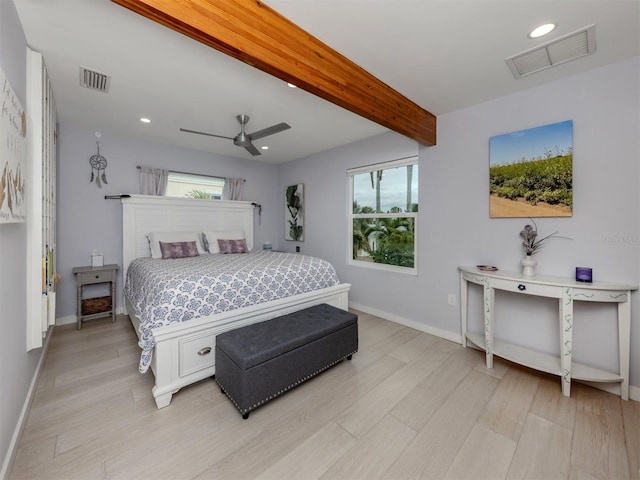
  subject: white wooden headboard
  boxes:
[121,195,255,279]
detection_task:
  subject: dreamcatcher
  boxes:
[89,132,108,188]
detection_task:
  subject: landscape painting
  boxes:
[489,120,573,218]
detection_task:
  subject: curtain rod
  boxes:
[104,194,131,200]
[136,165,244,181]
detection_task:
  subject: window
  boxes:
[348,157,418,274]
[166,171,224,199]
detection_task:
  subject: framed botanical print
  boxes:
[285,183,304,241]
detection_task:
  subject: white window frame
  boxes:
[347,156,418,275]
[166,171,225,200]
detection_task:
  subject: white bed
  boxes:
[121,195,350,408]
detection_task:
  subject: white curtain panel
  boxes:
[223,177,245,200]
[139,166,169,195]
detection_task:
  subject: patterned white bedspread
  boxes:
[124,251,340,372]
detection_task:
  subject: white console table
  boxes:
[459,265,637,400]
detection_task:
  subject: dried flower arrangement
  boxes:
[519,218,569,256]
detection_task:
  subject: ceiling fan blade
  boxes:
[244,144,261,156]
[248,122,291,141]
[179,128,233,140]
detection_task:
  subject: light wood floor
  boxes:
[9,311,640,480]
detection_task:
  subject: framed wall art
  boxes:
[489,120,573,218]
[285,183,304,241]
[0,67,27,223]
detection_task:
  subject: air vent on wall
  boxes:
[79,66,111,93]
[505,24,596,79]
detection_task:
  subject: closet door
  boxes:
[26,48,57,351]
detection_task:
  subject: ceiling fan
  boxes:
[180,114,291,156]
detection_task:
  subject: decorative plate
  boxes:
[476,265,498,271]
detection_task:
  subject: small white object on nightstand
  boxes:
[91,249,104,267]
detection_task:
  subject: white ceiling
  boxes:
[13,0,640,164]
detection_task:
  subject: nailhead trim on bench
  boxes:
[215,350,357,416]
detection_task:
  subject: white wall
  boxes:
[278,56,640,390]
[56,124,281,319]
[0,1,45,474]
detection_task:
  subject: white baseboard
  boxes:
[348,301,462,345]
[56,314,76,326]
[56,307,124,326]
[348,302,640,402]
[629,385,639,402]
[1,326,54,479]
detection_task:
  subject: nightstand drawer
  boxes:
[79,270,114,285]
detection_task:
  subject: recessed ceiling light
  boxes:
[287,83,297,88]
[529,23,557,39]
[139,117,152,123]
[261,145,269,150]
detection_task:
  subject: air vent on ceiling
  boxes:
[79,66,111,93]
[505,24,596,79]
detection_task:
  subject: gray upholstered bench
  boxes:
[214,303,358,419]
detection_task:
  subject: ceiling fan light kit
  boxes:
[180,114,290,156]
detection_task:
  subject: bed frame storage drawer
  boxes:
[179,332,216,377]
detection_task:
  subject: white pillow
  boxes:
[203,231,245,254]
[147,231,206,259]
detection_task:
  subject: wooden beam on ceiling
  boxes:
[111,0,436,146]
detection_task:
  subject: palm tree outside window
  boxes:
[347,156,418,274]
